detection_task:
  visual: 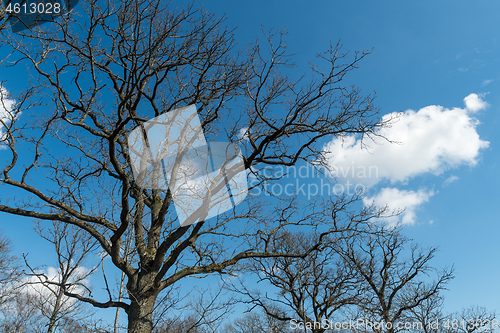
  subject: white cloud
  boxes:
[323,94,489,188]
[363,188,433,225]
[0,266,91,318]
[443,175,459,187]
[482,79,494,87]
[464,93,488,112]
[19,265,90,297]
[323,94,489,225]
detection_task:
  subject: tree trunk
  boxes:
[127,293,158,333]
[114,271,126,333]
[47,288,64,333]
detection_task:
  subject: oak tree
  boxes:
[0,0,389,331]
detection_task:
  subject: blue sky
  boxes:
[184,0,500,313]
[1,0,499,325]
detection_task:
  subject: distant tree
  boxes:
[402,295,445,333]
[439,306,497,333]
[0,290,45,333]
[235,221,369,333]
[152,316,204,333]
[0,233,19,304]
[337,227,454,333]
[222,311,293,333]
[399,300,497,333]
[0,233,34,331]
[23,221,100,333]
[152,286,236,333]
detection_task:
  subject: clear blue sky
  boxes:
[1,0,499,324]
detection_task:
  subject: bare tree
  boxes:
[439,306,497,333]
[152,316,204,333]
[0,233,32,332]
[399,300,497,333]
[149,285,234,333]
[222,311,293,333]
[337,227,454,333]
[0,0,391,331]
[402,295,445,333]
[0,233,20,304]
[22,221,100,333]
[0,231,98,332]
[0,290,46,333]
[230,196,376,333]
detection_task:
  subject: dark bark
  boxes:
[127,293,158,333]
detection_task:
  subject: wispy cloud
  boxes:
[482,79,495,87]
[363,188,434,225]
[443,175,459,187]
